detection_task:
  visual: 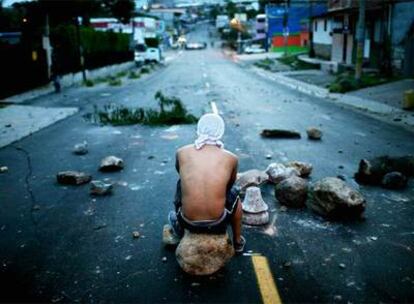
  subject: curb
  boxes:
[246,65,414,132]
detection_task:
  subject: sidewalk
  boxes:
[248,66,414,132]
[0,105,78,148]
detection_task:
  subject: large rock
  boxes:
[306,127,322,140]
[235,169,268,191]
[99,156,124,172]
[285,161,313,178]
[176,230,234,275]
[90,180,113,195]
[309,177,366,219]
[266,163,299,184]
[381,172,408,189]
[275,176,308,208]
[243,211,269,225]
[57,171,92,185]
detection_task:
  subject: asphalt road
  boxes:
[1,24,413,303]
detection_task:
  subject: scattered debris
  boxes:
[57,171,92,185]
[306,127,323,140]
[191,282,201,287]
[162,257,167,262]
[275,176,308,208]
[283,261,292,268]
[90,180,113,195]
[235,169,268,191]
[338,263,346,269]
[73,142,88,155]
[5,124,12,128]
[266,163,300,184]
[242,187,269,225]
[279,206,288,212]
[99,156,124,172]
[132,231,141,239]
[370,236,378,241]
[285,161,313,177]
[266,154,272,159]
[0,166,8,173]
[176,231,234,275]
[261,129,301,139]
[309,177,366,219]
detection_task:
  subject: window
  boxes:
[257,29,265,34]
[324,19,328,31]
[314,20,318,32]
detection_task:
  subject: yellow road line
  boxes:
[252,256,282,304]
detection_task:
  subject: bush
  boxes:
[141,67,150,74]
[84,79,94,87]
[108,78,122,86]
[128,71,140,79]
[90,91,197,126]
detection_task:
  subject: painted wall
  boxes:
[313,18,332,44]
[266,4,327,48]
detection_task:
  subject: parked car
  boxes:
[145,47,162,63]
[244,44,266,54]
[185,42,207,50]
[134,44,146,66]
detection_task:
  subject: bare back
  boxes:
[176,144,238,221]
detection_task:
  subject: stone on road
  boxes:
[99,156,124,172]
[56,171,92,185]
[309,177,366,219]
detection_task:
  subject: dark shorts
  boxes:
[173,179,240,234]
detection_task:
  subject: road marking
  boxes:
[252,256,282,304]
[211,101,218,114]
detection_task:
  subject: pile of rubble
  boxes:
[56,141,124,196]
[236,160,366,222]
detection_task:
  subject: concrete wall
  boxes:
[313,18,332,44]
[391,2,414,45]
[391,2,414,73]
[5,61,135,103]
[314,43,331,60]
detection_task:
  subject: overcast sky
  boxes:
[3,0,33,7]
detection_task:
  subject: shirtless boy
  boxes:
[168,113,246,253]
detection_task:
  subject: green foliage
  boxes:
[144,38,160,48]
[328,72,399,93]
[108,77,122,86]
[254,59,272,70]
[84,79,95,87]
[140,67,150,74]
[91,91,197,126]
[277,55,319,70]
[128,71,140,79]
[116,70,128,78]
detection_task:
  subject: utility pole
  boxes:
[75,16,87,82]
[43,13,52,79]
[355,0,366,82]
[283,0,290,57]
[308,0,315,58]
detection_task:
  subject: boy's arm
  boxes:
[229,158,238,187]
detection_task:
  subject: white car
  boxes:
[145,47,162,63]
[134,44,146,66]
[244,44,266,54]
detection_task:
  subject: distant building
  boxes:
[311,0,414,76]
[266,4,327,52]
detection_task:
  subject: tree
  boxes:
[355,0,365,82]
[103,0,135,24]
